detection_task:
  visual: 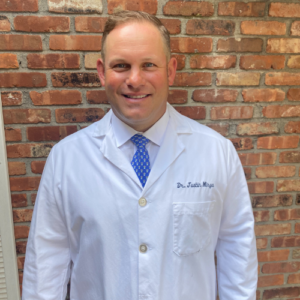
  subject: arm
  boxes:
[216,141,258,300]
[22,148,71,300]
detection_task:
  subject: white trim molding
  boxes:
[0,99,21,300]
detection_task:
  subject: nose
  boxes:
[125,67,145,89]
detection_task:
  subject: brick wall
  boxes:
[1,0,300,299]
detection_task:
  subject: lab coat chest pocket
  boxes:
[173,201,215,256]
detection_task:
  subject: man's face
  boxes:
[97,21,177,132]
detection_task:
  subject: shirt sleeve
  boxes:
[216,140,258,300]
[22,147,71,300]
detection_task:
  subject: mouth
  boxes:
[122,94,150,99]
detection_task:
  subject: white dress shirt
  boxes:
[22,104,257,300]
[111,108,169,169]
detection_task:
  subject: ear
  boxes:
[167,57,177,86]
[97,58,106,86]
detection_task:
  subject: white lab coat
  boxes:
[22,103,257,300]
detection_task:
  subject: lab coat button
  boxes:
[139,244,147,253]
[139,197,147,207]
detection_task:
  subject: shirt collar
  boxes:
[111,106,170,148]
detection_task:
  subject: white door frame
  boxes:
[0,99,21,300]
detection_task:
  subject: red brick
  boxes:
[244,168,251,180]
[277,180,300,192]
[255,223,291,236]
[85,53,101,69]
[211,106,253,120]
[258,250,289,262]
[48,0,103,14]
[172,54,185,70]
[216,72,260,86]
[248,181,274,194]
[239,152,276,166]
[274,209,300,221]
[190,55,236,70]
[160,19,181,35]
[257,238,268,250]
[75,16,107,32]
[7,143,53,158]
[252,194,293,208]
[27,125,77,141]
[269,3,300,18]
[107,0,157,15]
[272,236,300,248]
[218,2,265,17]
[14,16,69,32]
[240,55,285,70]
[171,37,212,53]
[17,256,25,270]
[27,53,80,69]
[265,72,300,85]
[0,0,38,12]
[31,161,46,174]
[262,105,300,118]
[230,138,253,151]
[168,90,188,104]
[258,275,284,288]
[11,194,27,208]
[288,274,300,284]
[14,226,29,239]
[163,1,214,17]
[262,262,300,274]
[279,151,300,163]
[50,35,101,51]
[242,89,285,103]
[287,88,300,101]
[193,89,238,103]
[86,90,108,104]
[173,72,211,87]
[206,123,229,137]
[285,122,300,134]
[13,208,33,222]
[56,108,105,123]
[174,106,205,120]
[0,72,47,88]
[237,122,278,136]
[287,56,300,69]
[267,39,300,54]
[8,162,26,175]
[51,72,100,87]
[0,16,10,31]
[256,166,296,179]
[217,38,263,52]
[296,224,300,234]
[186,20,235,36]
[3,109,50,124]
[0,53,18,69]
[254,211,269,222]
[263,287,300,300]
[291,21,300,37]
[30,90,82,105]
[1,91,22,106]
[4,127,22,141]
[10,177,40,191]
[257,136,299,149]
[16,241,27,254]
[0,34,42,51]
[241,21,286,36]
[31,193,37,205]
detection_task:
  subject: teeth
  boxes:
[125,95,147,99]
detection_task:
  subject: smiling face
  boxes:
[97,21,177,132]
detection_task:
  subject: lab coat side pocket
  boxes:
[173,202,215,256]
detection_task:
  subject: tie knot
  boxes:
[130,134,150,148]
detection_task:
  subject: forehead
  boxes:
[104,21,167,60]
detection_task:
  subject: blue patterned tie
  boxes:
[130,134,151,187]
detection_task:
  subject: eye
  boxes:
[113,63,129,71]
[144,62,155,68]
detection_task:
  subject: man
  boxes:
[22,11,257,300]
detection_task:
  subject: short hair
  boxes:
[101,10,171,62]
